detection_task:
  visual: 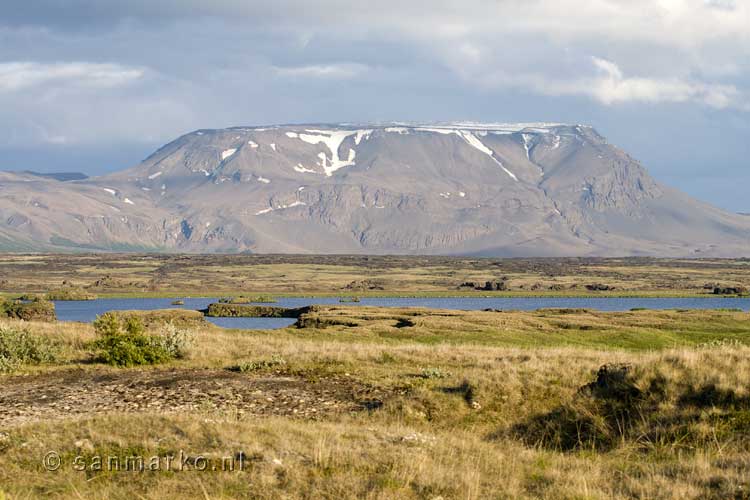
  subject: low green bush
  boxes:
[0,325,59,373]
[228,355,287,373]
[44,288,96,301]
[91,313,192,367]
[420,367,451,379]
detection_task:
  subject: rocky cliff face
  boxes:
[1,123,748,256]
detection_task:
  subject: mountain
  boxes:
[1,122,749,256]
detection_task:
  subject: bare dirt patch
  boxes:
[0,368,387,427]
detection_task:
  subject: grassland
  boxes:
[2,306,750,498]
[0,254,749,298]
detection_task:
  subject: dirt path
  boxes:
[0,368,388,428]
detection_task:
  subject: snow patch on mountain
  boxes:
[414,127,455,135]
[355,130,373,144]
[442,122,565,133]
[254,199,307,216]
[521,134,533,160]
[385,127,410,134]
[420,128,518,181]
[294,164,317,174]
[460,131,494,156]
[296,130,358,176]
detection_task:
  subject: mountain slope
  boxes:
[1,123,748,256]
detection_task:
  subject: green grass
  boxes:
[285,307,750,351]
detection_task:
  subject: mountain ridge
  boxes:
[1,122,748,256]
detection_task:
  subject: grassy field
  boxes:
[2,306,750,498]
[0,254,749,298]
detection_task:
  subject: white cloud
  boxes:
[0,62,145,92]
[588,57,741,108]
[477,57,745,110]
[273,63,369,80]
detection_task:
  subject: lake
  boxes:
[52,296,750,330]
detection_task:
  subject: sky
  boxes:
[1,0,749,212]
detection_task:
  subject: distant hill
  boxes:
[24,171,89,182]
[1,122,749,256]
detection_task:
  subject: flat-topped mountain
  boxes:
[1,122,748,256]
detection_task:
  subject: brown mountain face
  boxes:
[1,123,748,256]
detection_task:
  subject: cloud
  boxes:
[273,63,369,80]
[0,0,748,212]
[0,62,145,92]
[456,54,746,111]
[588,57,742,108]
[0,60,195,148]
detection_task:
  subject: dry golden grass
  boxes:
[3,408,748,499]
[2,307,750,498]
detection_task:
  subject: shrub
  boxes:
[0,298,56,322]
[154,321,193,359]
[91,313,191,367]
[228,355,287,373]
[0,325,59,373]
[93,312,141,337]
[94,333,171,367]
[420,367,451,379]
[44,288,96,301]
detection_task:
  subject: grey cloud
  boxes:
[0,61,145,92]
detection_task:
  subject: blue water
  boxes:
[52,296,750,330]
